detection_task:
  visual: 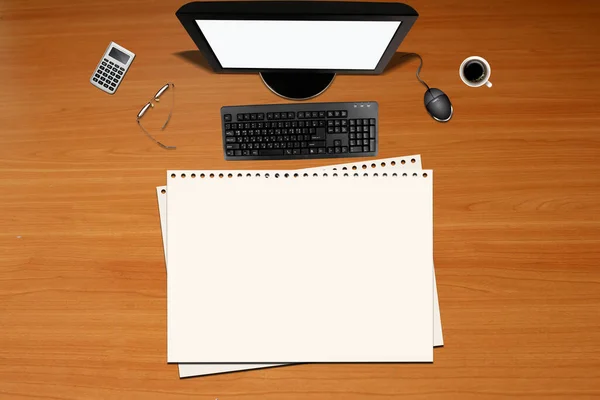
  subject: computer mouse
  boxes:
[424,88,453,122]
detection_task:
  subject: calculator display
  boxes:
[108,47,130,64]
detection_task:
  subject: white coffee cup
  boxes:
[459,56,492,88]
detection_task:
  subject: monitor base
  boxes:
[259,72,336,101]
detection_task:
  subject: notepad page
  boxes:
[156,155,443,377]
[167,170,433,363]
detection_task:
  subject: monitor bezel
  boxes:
[176,1,418,74]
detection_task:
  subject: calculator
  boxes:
[90,42,135,94]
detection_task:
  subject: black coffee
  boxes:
[463,60,486,82]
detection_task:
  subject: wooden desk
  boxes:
[1,0,599,398]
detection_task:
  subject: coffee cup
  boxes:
[459,56,492,88]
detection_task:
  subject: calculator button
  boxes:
[99,66,104,70]
[101,61,107,66]
[95,74,101,78]
[103,84,109,88]
[93,78,98,82]
[109,72,115,76]
[110,86,115,91]
[117,70,123,75]
[109,61,114,64]
[119,67,124,71]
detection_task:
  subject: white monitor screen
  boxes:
[196,20,401,70]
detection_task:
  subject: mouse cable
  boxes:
[393,52,430,90]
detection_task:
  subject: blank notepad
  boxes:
[167,169,434,363]
[157,156,443,377]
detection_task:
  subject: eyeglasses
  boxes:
[137,82,176,150]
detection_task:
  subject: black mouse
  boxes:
[424,88,453,122]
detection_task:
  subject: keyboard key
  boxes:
[242,150,250,156]
[298,112,304,118]
[318,111,326,118]
[334,111,340,117]
[309,148,317,154]
[226,150,234,156]
[307,141,326,148]
[311,111,318,118]
[335,147,341,154]
[370,118,376,125]
[370,126,376,138]
[237,114,244,121]
[318,148,326,154]
[341,110,348,117]
[250,113,257,120]
[350,146,363,153]
[301,149,309,155]
[341,146,348,153]
[327,147,334,154]
[234,150,242,156]
[370,140,376,152]
[267,113,273,120]
[258,113,265,120]
[335,120,340,126]
[252,150,259,156]
[274,112,280,119]
[363,119,369,125]
[259,149,284,156]
[334,140,342,146]
[327,111,334,118]
[226,137,236,143]
[293,148,301,155]
[363,146,369,152]
[288,112,295,119]
[356,119,362,125]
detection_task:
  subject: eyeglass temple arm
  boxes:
[137,119,176,150]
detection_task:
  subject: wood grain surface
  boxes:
[1,0,599,398]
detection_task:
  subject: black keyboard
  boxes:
[221,102,378,160]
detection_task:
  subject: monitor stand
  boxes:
[259,72,336,101]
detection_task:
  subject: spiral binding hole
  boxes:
[413,173,418,177]
[352,166,357,170]
[265,173,270,178]
[323,173,328,177]
[363,173,368,177]
[391,161,396,166]
[411,158,416,163]
[171,173,176,178]
[381,162,386,167]
[246,173,251,177]
[362,164,367,169]
[228,173,233,178]
[383,173,388,177]
[191,173,196,178]
[237,173,242,177]
[275,173,280,178]
[393,173,398,177]
[371,163,376,168]
[342,167,347,170]
[294,173,299,178]
[303,173,308,177]
[161,189,166,194]
[219,173,224,178]
[401,159,406,165]
[256,173,261,177]
[181,173,186,178]
[200,173,205,178]
[284,173,289,178]
[423,173,428,178]
[354,173,359,177]
[374,173,378,177]
[344,173,349,177]
[209,173,215,178]
[333,173,338,177]
[402,173,407,177]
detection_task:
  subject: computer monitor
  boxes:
[176,1,418,100]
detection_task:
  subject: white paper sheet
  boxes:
[156,155,443,377]
[166,168,434,363]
